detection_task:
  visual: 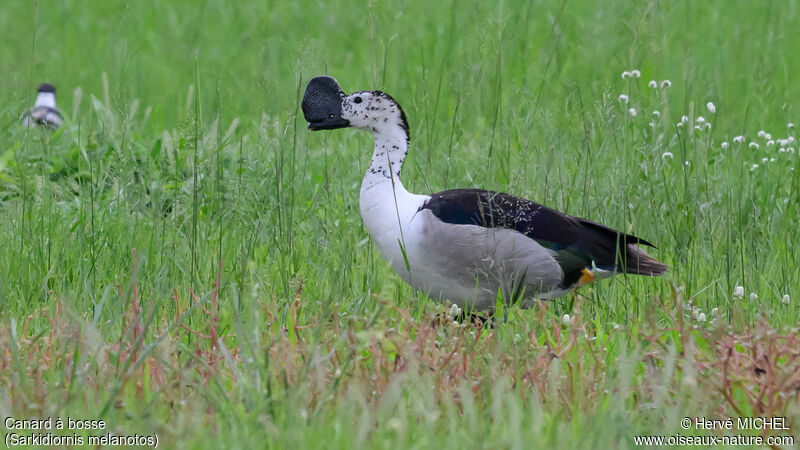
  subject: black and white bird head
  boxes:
[35,82,57,106]
[302,76,409,142]
[22,82,64,130]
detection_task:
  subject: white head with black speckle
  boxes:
[340,91,409,142]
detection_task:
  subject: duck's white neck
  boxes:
[35,92,56,109]
[358,124,425,282]
[362,127,409,190]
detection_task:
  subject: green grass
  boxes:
[1,0,799,448]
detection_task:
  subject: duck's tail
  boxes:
[576,218,668,276]
[622,243,669,276]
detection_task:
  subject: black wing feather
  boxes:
[420,189,666,286]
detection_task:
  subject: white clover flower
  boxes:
[750,292,758,301]
[661,151,674,159]
[622,71,632,79]
[758,130,766,138]
[681,115,689,123]
[685,161,690,166]
[697,312,706,323]
[648,80,658,88]
[782,294,790,305]
[696,116,706,124]
[704,123,711,130]
[789,147,796,153]
[694,125,702,132]
[789,136,796,143]
[513,333,521,343]
[789,123,796,128]
[618,94,629,103]
[780,139,789,146]
[733,286,744,299]
[631,69,641,78]
[750,163,759,171]
[469,330,476,339]
[562,314,571,324]
[762,157,769,163]
[661,80,672,88]
[711,307,719,315]
[765,133,772,140]
[733,135,745,144]
[649,121,655,127]
[448,303,462,318]
[653,111,661,117]
[749,142,760,149]
[628,108,637,117]
[677,122,684,128]
[767,140,775,147]
[779,147,786,153]
[706,102,716,113]
[721,141,729,149]
[770,158,776,162]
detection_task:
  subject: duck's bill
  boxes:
[302,76,349,131]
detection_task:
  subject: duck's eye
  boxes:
[353,96,363,104]
[329,114,335,118]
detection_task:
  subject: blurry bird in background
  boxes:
[22,82,64,130]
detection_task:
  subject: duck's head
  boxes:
[37,83,56,94]
[302,76,409,141]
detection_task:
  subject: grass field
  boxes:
[2,0,800,448]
